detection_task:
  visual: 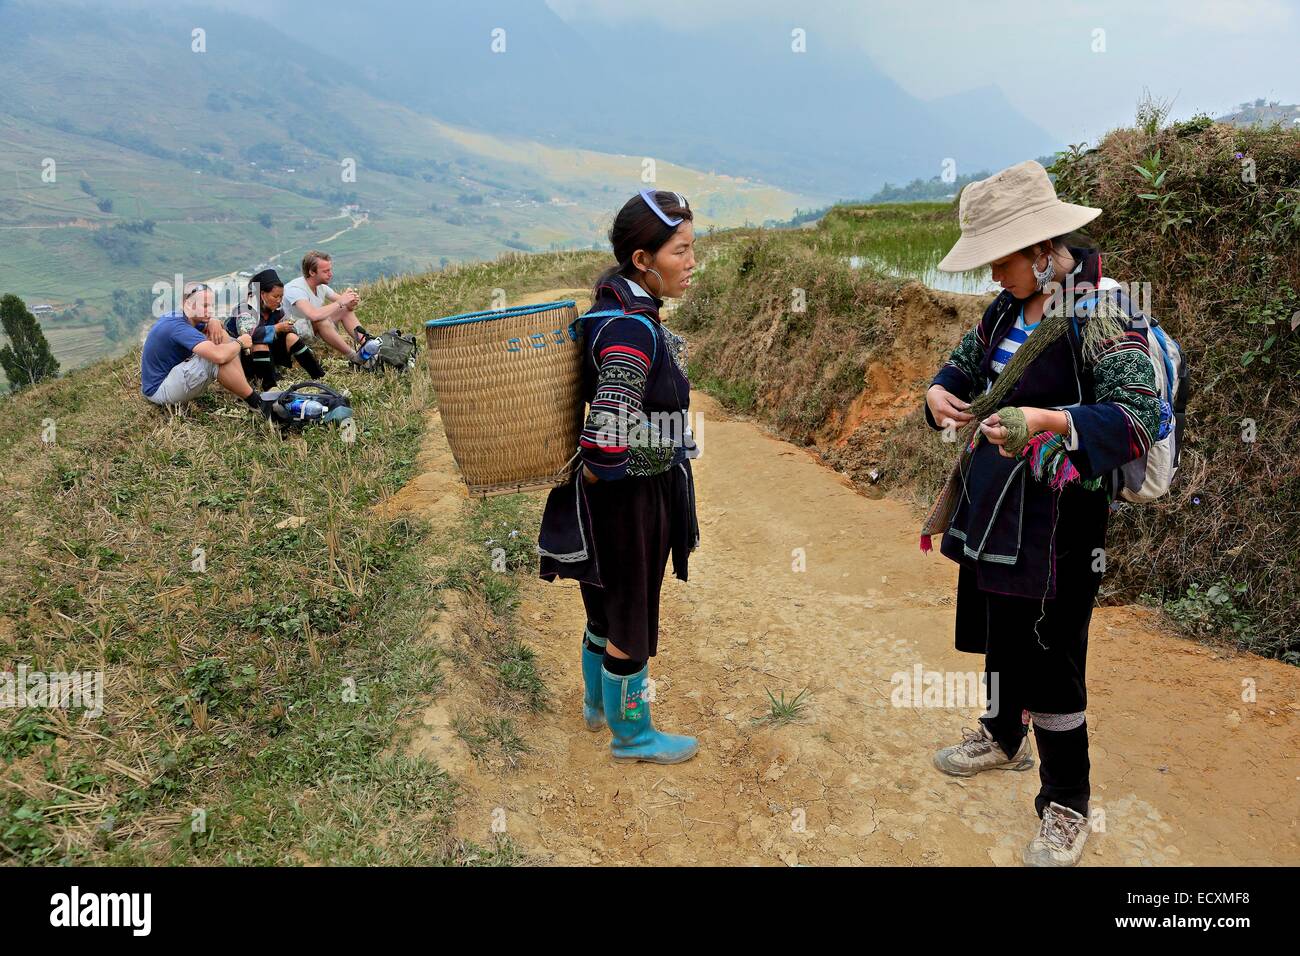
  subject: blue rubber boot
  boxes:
[581,628,607,732]
[602,664,698,764]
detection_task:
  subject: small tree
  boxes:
[0,294,60,390]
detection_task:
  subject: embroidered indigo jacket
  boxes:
[924,249,1161,598]
[538,275,700,586]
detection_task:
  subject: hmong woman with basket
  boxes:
[922,161,1162,866]
[538,189,701,765]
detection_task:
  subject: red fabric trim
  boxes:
[580,438,628,453]
[599,343,650,364]
[603,280,629,310]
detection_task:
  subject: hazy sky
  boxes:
[547,0,1300,145]
[86,0,1300,149]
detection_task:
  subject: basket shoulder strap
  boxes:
[588,311,658,365]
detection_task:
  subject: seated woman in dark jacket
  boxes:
[227,268,324,391]
[538,190,700,765]
[922,161,1161,867]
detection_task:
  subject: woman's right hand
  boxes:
[926,385,973,429]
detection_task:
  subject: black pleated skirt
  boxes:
[578,468,677,660]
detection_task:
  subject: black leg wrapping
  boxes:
[1032,719,1090,818]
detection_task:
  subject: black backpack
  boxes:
[359,329,419,372]
[262,381,354,429]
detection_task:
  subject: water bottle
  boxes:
[358,337,381,362]
[286,397,327,419]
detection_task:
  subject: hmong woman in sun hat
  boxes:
[921,160,1161,866]
[538,189,701,765]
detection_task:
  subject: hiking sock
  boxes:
[602,650,644,677]
[583,626,607,655]
[242,391,262,410]
[1030,714,1090,818]
[291,342,325,378]
[251,351,273,378]
[252,353,278,391]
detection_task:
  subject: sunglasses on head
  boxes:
[639,189,688,227]
[183,283,212,300]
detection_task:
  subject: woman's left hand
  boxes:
[981,407,1054,457]
[980,410,1031,458]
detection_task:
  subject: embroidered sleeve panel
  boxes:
[939,325,988,395]
[1064,297,1162,477]
[579,318,676,481]
[1086,298,1161,447]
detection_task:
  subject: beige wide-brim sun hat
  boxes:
[937,160,1102,273]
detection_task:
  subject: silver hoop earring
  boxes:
[1032,255,1055,293]
[645,267,665,297]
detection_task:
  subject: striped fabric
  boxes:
[1030,711,1086,732]
[989,306,1039,376]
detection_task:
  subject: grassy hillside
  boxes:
[676,218,983,484]
[0,0,818,387]
[0,248,609,864]
[678,121,1300,662]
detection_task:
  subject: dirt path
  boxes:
[399,298,1300,867]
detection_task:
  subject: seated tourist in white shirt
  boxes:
[281,250,373,365]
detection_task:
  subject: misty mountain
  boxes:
[260,0,1060,199]
[0,0,810,379]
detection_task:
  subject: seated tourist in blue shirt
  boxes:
[140,282,273,416]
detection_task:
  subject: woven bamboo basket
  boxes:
[424,300,584,497]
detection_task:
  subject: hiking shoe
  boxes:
[932,724,1034,776]
[1023,801,1090,867]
